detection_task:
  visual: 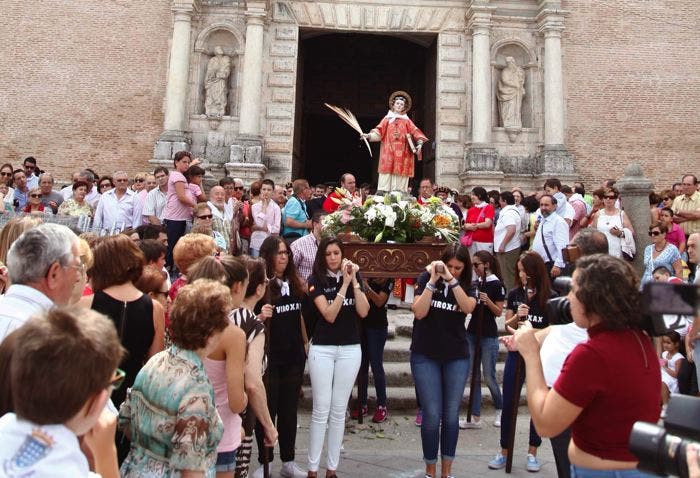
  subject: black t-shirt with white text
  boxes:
[308,273,364,346]
[268,293,306,365]
[505,287,557,329]
[410,271,477,361]
[466,275,506,337]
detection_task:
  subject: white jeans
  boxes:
[307,344,361,472]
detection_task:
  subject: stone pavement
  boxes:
[252,410,557,478]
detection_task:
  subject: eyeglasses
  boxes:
[100,183,112,189]
[197,214,213,220]
[109,368,126,390]
[648,231,662,236]
[234,186,244,191]
[30,194,42,198]
[604,195,616,199]
[134,178,145,183]
[65,262,86,274]
[0,172,11,177]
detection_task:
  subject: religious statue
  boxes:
[497,57,525,129]
[361,91,428,193]
[204,46,232,117]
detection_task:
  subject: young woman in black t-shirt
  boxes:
[253,236,308,477]
[460,250,506,430]
[306,237,369,478]
[410,244,477,478]
[488,251,554,473]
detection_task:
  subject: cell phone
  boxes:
[435,264,444,273]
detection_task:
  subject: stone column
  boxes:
[152,0,198,163]
[238,5,266,138]
[536,4,574,177]
[617,164,654,274]
[461,3,501,191]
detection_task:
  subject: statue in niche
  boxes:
[204,46,232,117]
[497,56,525,129]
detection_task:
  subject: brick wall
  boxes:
[563,0,700,191]
[0,0,171,183]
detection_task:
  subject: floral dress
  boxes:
[57,198,93,217]
[641,243,681,285]
[119,345,223,477]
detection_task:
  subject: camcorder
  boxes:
[630,282,699,477]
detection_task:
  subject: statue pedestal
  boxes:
[224,162,267,184]
[154,130,189,162]
[225,136,266,184]
[536,146,575,175]
[460,146,504,191]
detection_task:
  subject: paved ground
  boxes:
[251,410,557,478]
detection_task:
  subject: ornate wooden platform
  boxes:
[340,237,447,278]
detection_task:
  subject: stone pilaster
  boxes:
[238,3,267,138]
[616,164,654,274]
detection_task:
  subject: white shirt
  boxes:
[531,212,569,268]
[540,323,588,387]
[142,187,167,223]
[0,284,54,342]
[26,174,39,190]
[493,205,522,252]
[93,188,141,231]
[0,413,99,477]
[3,187,14,205]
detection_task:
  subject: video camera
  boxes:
[630,395,700,478]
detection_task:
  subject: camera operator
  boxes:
[505,254,661,477]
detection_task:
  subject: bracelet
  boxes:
[425,282,437,293]
[447,278,459,289]
[337,293,346,300]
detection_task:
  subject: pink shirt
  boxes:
[666,223,684,250]
[203,357,242,452]
[163,171,195,221]
[250,200,281,250]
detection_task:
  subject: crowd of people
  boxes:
[0,153,698,478]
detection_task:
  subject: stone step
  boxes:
[303,361,508,388]
[383,336,510,363]
[391,312,512,339]
[298,385,527,411]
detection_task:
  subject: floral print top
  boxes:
[57,198,93,217]
[119,345,223,477]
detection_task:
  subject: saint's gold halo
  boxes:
[388,90,412,113]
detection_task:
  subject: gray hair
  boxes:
[7,224,78,285]
[39,173,54,184]
[78,170,95,182]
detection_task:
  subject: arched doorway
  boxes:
[293,31,437,193]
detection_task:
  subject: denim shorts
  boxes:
[216,450,237,472]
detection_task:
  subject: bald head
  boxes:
[688,233,699,264]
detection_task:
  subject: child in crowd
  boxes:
[660,331,684,406]
[0,307,125,477]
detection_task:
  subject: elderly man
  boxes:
[11,169,29,212]
[207,185,232,252]
[274,184,287,209]
[143,167,169,225]
[673,174,700,281]
[291,211,327,283]
[282,179,312,241]
[0,224,81,341]
[416,178,434,205]
[322,173,362,213]
[532,194,569,278]
[38,173,64,214]
[93,171,142,232]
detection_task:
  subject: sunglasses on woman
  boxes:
[648,230,662,237]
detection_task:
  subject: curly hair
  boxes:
[173,233,216,274]
[573,254,641,329]
[169,279,231,350]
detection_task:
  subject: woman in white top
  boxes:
[590,187,634,259]
[250,179,281,257]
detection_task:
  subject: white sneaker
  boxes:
[251,466,265,478]
[459,417,482,429]
[494,409,502,427]
[280,461,307,478]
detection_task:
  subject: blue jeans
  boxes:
[466,333,503,416]
[570,465,656,477]
[358,327,388,407]
[500,351,542,449]
[410,352,469,464]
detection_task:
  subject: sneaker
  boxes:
[372,405,388,423]
[415,409,422,427]
[494,409,502,427]
[280,461,307,478]
[526,454,541,472]
[488,453,507,470]
[251,466,265,478]
[459,417,482,429]
[350,404,368,420]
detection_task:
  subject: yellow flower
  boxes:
[433,214,452,228]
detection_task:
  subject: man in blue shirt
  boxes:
[282,179,312,240]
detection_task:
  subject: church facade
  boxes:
[2,0,698,191]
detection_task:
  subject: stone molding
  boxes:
[194,22,245,54]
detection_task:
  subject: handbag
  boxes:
[460,206,487,247]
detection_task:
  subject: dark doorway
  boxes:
[293,31,437,191]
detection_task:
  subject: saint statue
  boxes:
[361,91,428,193]
[497,57,525,129]
[204,46,232,117]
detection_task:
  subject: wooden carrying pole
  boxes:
[466,278,485,422]
[505,353,524,474]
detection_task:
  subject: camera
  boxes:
[546,276,573,325]
[630,395,700,478]
[641,282,698,337]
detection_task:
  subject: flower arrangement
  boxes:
[322,189,460,243]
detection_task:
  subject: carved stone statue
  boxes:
[204,46,232,117]
[497,56,525,129]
